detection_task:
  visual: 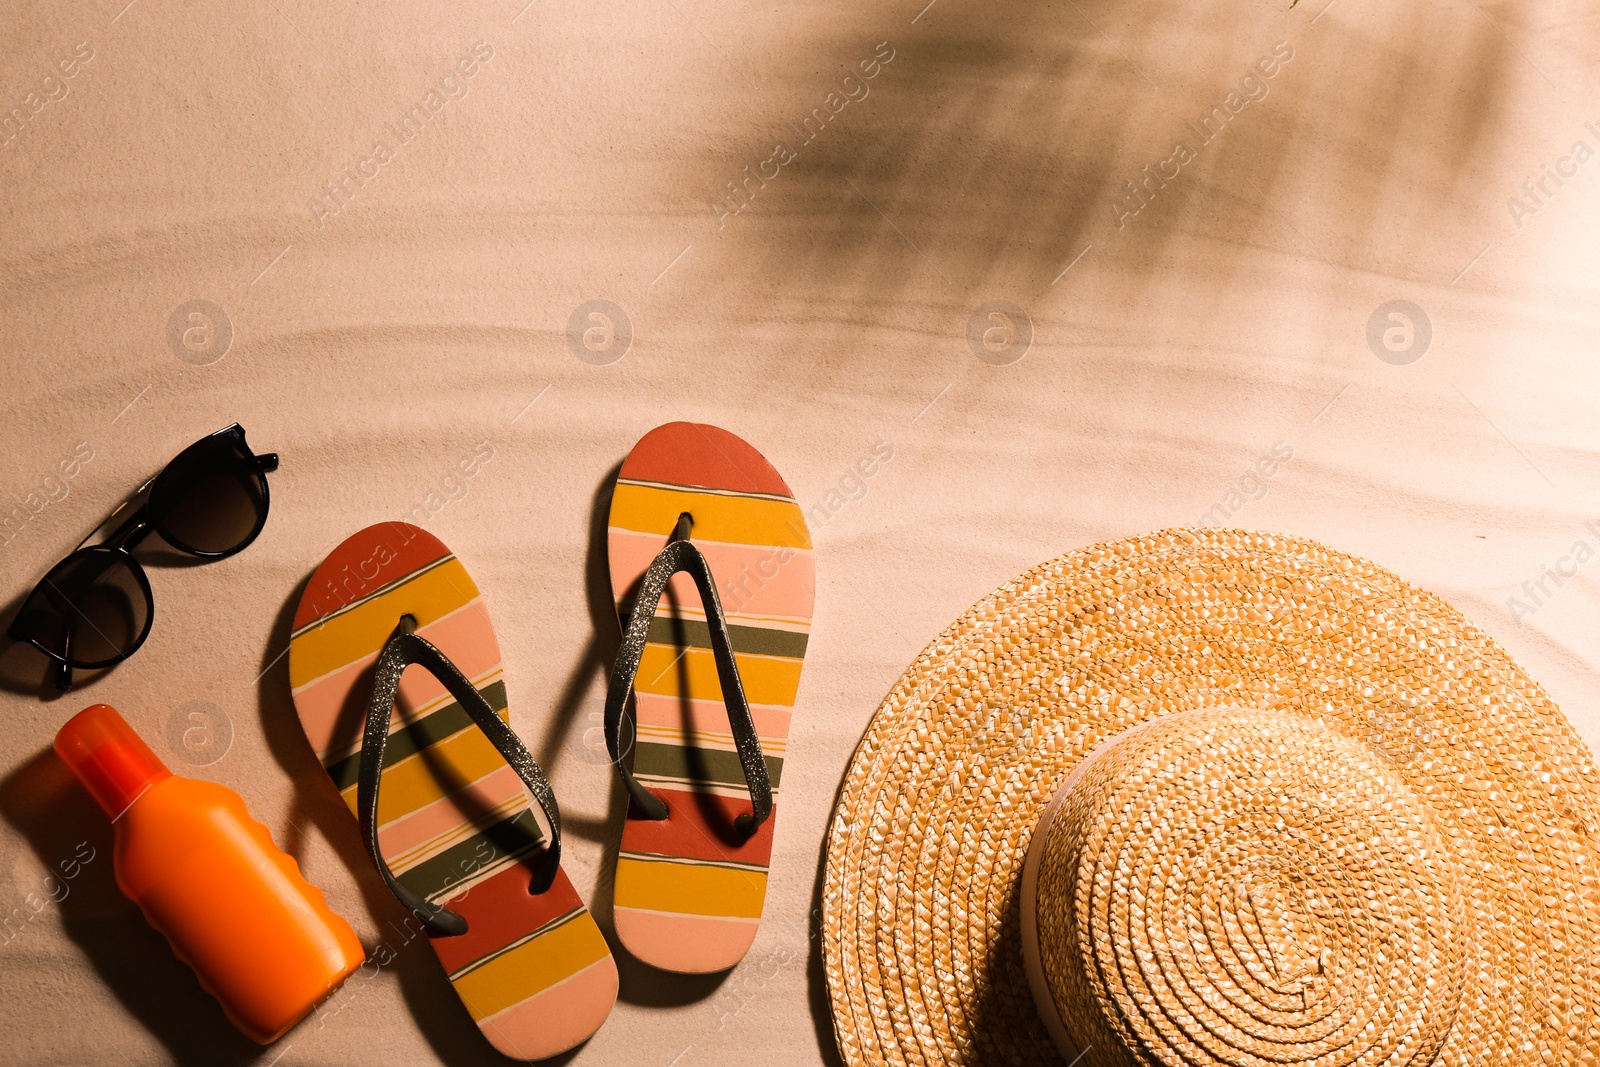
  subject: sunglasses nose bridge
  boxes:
[105,509,154,552]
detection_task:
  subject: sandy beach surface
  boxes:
[3,0,1600,1063]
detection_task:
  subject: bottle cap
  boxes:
[55,704,172,820]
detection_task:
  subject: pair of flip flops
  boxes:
[285,423,814,1059]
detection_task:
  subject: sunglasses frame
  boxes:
[7,424,279,690]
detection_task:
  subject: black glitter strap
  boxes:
[359,617,561,937]
[604,518,771,836]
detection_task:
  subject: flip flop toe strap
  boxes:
[359,619,562,938]
[604,533,773,836]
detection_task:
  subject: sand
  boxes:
[3,0,1599,1062]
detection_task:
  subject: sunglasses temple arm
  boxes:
[257,453,279,473]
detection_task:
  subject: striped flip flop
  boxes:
[288,523,617,1059]
[604,423,814,972]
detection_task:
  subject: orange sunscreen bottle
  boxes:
[55,704,365,1044]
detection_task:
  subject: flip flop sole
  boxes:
[606,424,814,972]
[288,522,617,1059]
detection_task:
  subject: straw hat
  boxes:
[822,528,1600,1067]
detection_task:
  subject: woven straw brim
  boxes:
[821,528,1600,1067]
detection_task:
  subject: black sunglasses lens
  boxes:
[149,435,268,555]
[16,549,151,667]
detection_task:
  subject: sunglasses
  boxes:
[8,424,279,691]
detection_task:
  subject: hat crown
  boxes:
[1228,864,1326,1001]
[1027,706,1467,1067]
